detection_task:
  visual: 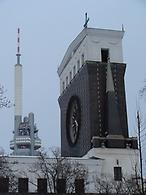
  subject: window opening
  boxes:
[81,54,84,65]
[69,71,72,81]
[62,82,65,91]
[77,60,80,71]
[114,167,122,181]
[66,76,68,86]
[101,49,109,63]
[73,65,76,76]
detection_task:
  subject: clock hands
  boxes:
[67,97,81,145]
[71,104,79,142]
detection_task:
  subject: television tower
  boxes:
[10,28,41,156]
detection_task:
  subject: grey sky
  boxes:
[0,0,146,164]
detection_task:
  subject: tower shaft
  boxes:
[10,28,41,156]
[15,63,22,116]
[15,28,22,116]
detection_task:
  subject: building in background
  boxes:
[10,29,41,156]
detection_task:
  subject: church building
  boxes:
[58,23,139,180]
[4,24,140,192]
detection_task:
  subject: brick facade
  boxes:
[58,61,130,157]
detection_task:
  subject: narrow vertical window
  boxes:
[77,60,80,71]
[114,167,122,181]
[81,54,84,65]
[73,65,76,76]
[69,71,72,81]
[101,49,109,63]
[66,76,68,86]
[62,81,65,91]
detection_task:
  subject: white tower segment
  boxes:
[10,28,41,156]
[15,28,22,116]
[15,63,22,116]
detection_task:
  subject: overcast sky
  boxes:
[0,0,146,165]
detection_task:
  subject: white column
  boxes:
[15,64,22,116]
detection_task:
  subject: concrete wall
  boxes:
[84,148,140,180]
[6,149,140,193]
[7,155,102,192]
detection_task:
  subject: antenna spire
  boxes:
[122,24,125,32]
[83,13,89,28]
[16,28,21,64]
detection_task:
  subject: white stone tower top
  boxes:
[57,27,124,94]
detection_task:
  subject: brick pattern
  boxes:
[58,61,129,157]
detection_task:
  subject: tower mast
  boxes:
[10,28,41,156]
[16,28,21,64]
[13,28,23,154]
[15,28,22,117]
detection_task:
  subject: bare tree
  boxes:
[29,147,88,193]
[0,154,17,192]
[136,110,145,194]
[94,173,142,194]
[0,85,10,108]
[94,175,115,194]
[139,80,146,99]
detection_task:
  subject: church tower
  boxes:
[58,24,138,157]
[10,29,41,156]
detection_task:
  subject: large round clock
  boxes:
[66,96,81,146]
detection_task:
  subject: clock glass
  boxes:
[66,96,81,146]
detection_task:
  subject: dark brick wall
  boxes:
[59,63,92,157]
[113,63,129,137]
[58,61,129,157]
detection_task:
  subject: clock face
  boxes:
[66,96,81,146]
